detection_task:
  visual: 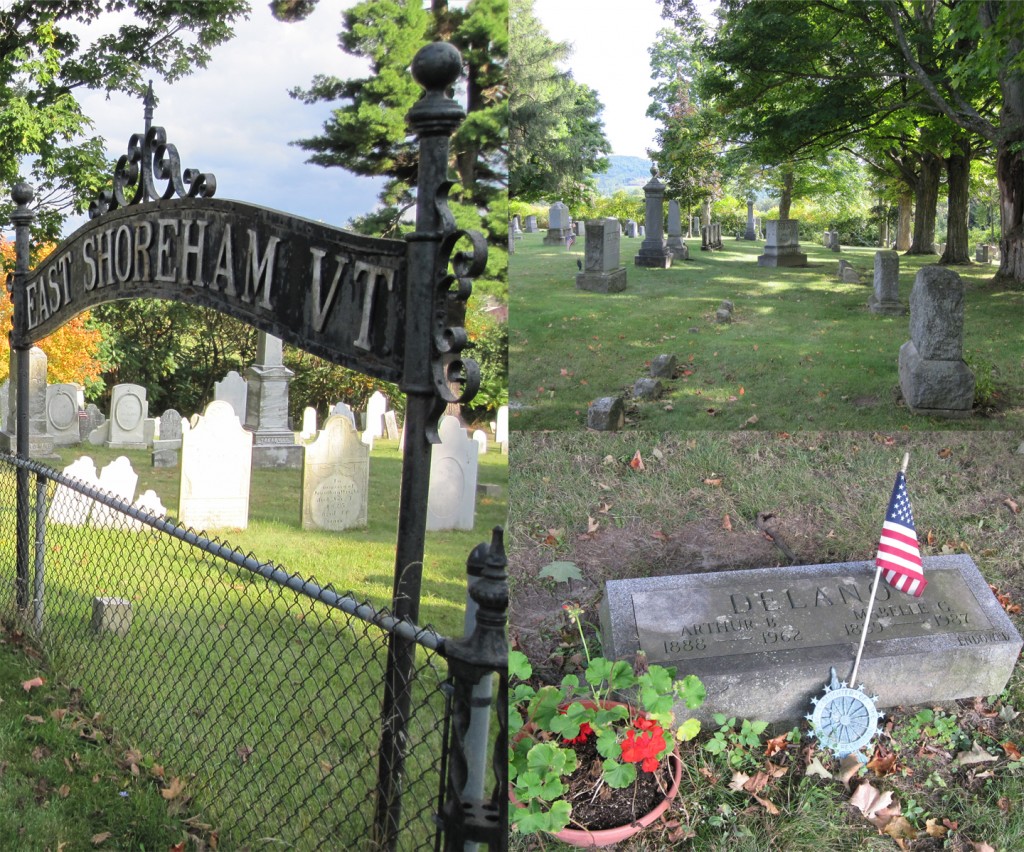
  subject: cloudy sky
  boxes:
[64,3,385,236]
[532,0,717,159]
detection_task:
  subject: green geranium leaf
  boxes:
[676,717,701,742]
[560,673,580,692]
[509,650,532,681]
[512,799,572,834]
[595,727,621,760]
[530,686,564,728]
[678,674,706,710]
[606,659,637,690]
[587,657,612,685]
[538,561,583,583]
[603,758,637,789]
[643,665,674,694]
[549,701,588,739]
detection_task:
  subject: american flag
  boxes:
[875,471,926,596]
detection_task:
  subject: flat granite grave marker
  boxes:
[600,555,1021,723]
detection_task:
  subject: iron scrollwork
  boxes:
[89,125,216,219]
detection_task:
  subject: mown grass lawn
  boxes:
[0,437,507,848]
[509,232,1024,431]
[508,430,1024,851]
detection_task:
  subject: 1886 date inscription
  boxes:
[635,569,995,664]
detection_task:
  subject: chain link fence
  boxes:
[0,453,460,850]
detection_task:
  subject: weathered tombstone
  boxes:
[154,409,184,451]
[599,555,1022,723]
[106,383,149,449]
[638,225,646,238]
[587,397,624,431]
[0,380,8,430]
[426,415,479,531]
[625,220,638,238]
[472,429,488,455]
[633,378,662,399]
[635,168,673,268]
[301,415,369,531]
[650,354,677,378]
[511,215,523,238]
[179,400,253,530]
[214,370,248,423]
[830,230,841,252]
[365,390,388,439]
[544,201,572,245]
[524,214,538,233]
[46,383,82,446]
[246,332,302,469]
[49,456,101,526]
[330,401,357,431]
[495,405,508,453]
[898,266,975,417]
[143,417,158,447]
[384,409,400,440]
[88,421,109,446]
[691,216,701,236]
[1,346,55,456]
[576,219,627,293]
[837,260,863,284]
[975,244,989,263]
[757,220,808,267]
[91,597,132,636]
[123,489,168,532]
[823,231,831,247]
[869,250,904,315]
[712,222,723,249]
[81,404,104,441]
[701,224,711,251]
[666,200,689,259]
[300,406,317,440]
[91,456,139,528]
[744,199,756,240]
[151,448,177,468]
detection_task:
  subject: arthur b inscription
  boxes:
[638,568,994,664]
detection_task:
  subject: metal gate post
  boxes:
[10,183,35,611]
[375,42,483,848]
[33,473,47,633]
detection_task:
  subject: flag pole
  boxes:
[849,452,910,687]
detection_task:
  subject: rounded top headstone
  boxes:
[411,41,463,93]
[11,183,33,205]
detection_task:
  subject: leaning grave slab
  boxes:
[600,555,1021,724]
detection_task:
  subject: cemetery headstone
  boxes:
[472,429,488,455]
[384,409,400,440]
[365,390,388,439]
[869,250,904,315]
[49,456,101,526]
[91,456,139,528]
[638,225,646,238]
[214,370,248,423]
[511,215,523,238]
[179,400,253,530]
[600,555,1022,723]
[975,244,989,263]
[426,415,479,532]
[154,409,184,451]
[300,406,317,441]
[587,397,625,431]
[544,201,572,245]
[898,266,975,417]
[330,401,358,431]
[666,200,689,259]
[650,354,677,378]
[576,219,627,293]
[634,168,673,268]
[245,332,302,469]
[633,378,662,399]
[524,214,538,233]
[106,383,149,449]
[744,199,756,240]
[1,346,55,456]
[830,230,841,252]
[91,597,132,636]
[46,384,82,446]
[701,224,711,251]
[88,421,109,446]
[81,404,104,442]
[301,415,369,531]
[495,404,508,453]
[123,489,168,532]
[625,220,638,238]
[757,220,808,267]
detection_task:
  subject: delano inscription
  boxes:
[636,569,996,665]
[18,198,406,382]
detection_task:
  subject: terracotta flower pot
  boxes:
[511,699,684,848]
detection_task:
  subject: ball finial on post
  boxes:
[411,41,463,93]
[12,182,33,206]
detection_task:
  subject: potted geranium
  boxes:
[510,603,706,846]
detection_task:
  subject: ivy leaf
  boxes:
[538,561,583,583]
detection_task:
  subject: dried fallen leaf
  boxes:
[722,514,733,531]
[838,753,863,788]
[728,771,750,792]
[21,676,44,692]
[161,776,184,800]
[867,749,898,777]
[956,742,997,766]
[753,794,780,815]
[883,815,918,841]
[925,818,948,838]
[703,477,722,487]
[805,756,832,779]
[586,516,599,534]
[237,745,254,764]
[1001,741,1021,760]
[849,780,899,829]
[971,843,996,852]
[1004,497,1020,515]
[24,715,45,725]
[91,833,112,846]
[652,529,670,542]
[938,447,952,459]
[50,708,68,722]
[58,783,70,798]
[742,770,770,795]
[628,451,645,470]
[764,734,786,757]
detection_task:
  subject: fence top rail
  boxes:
[1,452,447,653]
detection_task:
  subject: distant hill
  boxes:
[594,156,652,196]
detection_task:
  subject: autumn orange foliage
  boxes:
[0,238,103,385]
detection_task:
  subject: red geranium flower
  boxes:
[562,721,593,745]
[620,725,667,772]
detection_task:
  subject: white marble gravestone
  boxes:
[426,415,479,531]
[472,429,488,455]
[91,456,139,528]
[153,409,183,451]
[495,405,509,453]
[246,332,302,469]
[124,489,168,533]
[214,371,248,421]
[384,410,400,440]
[106,384,149,449]
[49,457,101,526]
[46,384,81,445]
[300,406,317,441]
[301,415,370,531]
[179,400,253,530]
[1,346,55,456]
[330,401,358,431]
[365,391,388,439]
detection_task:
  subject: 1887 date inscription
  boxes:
[635,569,996,663]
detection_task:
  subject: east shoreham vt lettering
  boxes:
[20,200,406,380]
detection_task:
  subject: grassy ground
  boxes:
[508,430,1024,851]
[0,437,507,848]
[508,233,1024,431]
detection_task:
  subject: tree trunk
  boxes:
[940,145,972,264]
[896,192,912,251]
[907,153,941,254]
[994,136,1024,283]
[778,170,794,219]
